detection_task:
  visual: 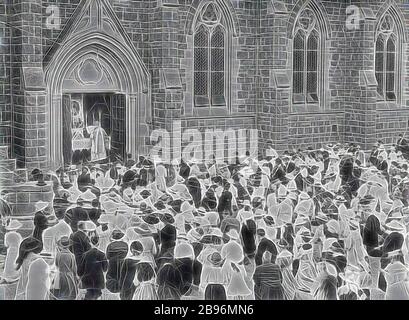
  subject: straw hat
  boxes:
[384,261,409,275]
[35,201,50,212]
[81,221,97,232]
[133,222,152,236]
[5,220,23,231]
[207,251,223,267]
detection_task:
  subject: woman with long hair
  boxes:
[14,237,43,300]
[132,258,158,300]
[157,262,183,300]
[276,250,299,300]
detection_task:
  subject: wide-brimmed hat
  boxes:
[80,189,97,202]
[57,236,73,249]
[226,229,240,240]
[97,214,116,225]
[5,220,23,231]
[196,207,208,216]
[335,195,347,203]
[242,200,251,207]
[142,213,160,225]
[133,222,152,236]
[35,201,50,212]
[384,261,409,274]
[207,251,223,266]
[159,212,175,224]
[385,220,406,232]
[81,221,97,232]
[111,229,125,241]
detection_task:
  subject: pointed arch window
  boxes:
[375,13,399,102]
[292,8,322,106]
[194,3,227,108]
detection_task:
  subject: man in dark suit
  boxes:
[78,234,108,300]
[217,182,233,222]
[70,221,91,275]
[105,230,128,294]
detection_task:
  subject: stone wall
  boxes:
[2,0,409,168]
[0,1,11,157]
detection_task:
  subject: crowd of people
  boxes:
[1,136,409,300]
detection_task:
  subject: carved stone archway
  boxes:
[44,0,151,168]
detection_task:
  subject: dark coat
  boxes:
[159,224,177,254]
[119,258,139,300]
[174,258,203,295]
[70,230,91,273]
[106,240,128,293]
[78,248,108,290]
[217,190,233,214]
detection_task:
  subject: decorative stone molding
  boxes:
[43,0,151,167]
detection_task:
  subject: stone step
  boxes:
[0,146,8,160]
[0,159,16,172]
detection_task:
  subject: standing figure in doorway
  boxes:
[88,119,110,162]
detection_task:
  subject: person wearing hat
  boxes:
[276,250,299,300]
[78,234,108,300]
[25,256,51,300]
[130,254,159,300]
[69,221,92,275]
[200,251,227,300]
[338,264,367,300]
[51,236,78,300]
[32,207,51,246]
[253,251,285,300]
[173,242,202,296]
[105,230,128,296]
[0,220,23,284]
[158,212,177,259]
[384,261,409,300]
[42,204,72,255]
[217,182,234,223]
[14,236,43,300]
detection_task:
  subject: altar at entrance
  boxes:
[63,93,124,165]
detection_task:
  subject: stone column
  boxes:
[344,1,377,150]
[11,0,47,169]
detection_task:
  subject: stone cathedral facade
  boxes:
[0,0,409,171]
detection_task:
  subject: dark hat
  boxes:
[20,237,43,254]
[140,190,152,199]
[123,170,137,184]
[111,229,125,241]
[159,212,175,224]
[142,213,160,225]
[263,215,275,226]
[31,168,42,176]
[207,252,223,266]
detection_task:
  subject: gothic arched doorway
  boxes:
[44,0,151,169]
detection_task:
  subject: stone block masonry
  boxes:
[0,0,409,169]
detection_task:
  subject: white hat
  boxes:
[5,220,23,231]
[226,229,240,240]
[35,201,50,212]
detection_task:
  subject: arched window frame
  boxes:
[193,2,230,109]
[291,7,325,110]
[375,12,401,103]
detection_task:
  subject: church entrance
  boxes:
[62,93,126,166]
